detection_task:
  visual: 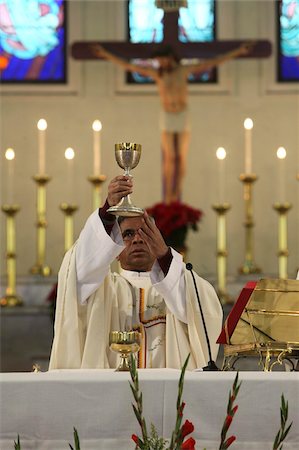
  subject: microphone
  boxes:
[186,262,219,371]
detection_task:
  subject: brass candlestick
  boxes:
[212,203,232,304]
[1,205,23,307]
[60,203,79,253]
[239,173,261,274]
[88,174,107,211]
[273,203,292,279]
[30,175,51,276]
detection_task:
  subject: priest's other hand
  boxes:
[107,176,133,206]
[139,211,169,260]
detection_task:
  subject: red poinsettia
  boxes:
[146,201,203,251]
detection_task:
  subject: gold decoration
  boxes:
[59,203,79,253]
[87,174,106,211]
[155,0,187,10]
[273,202,292,279]
[1,205,23,307]
[212,203,232,304]
[238,173,261,274]
[222,278,299,371]
[30,175,51,276]
[109,331,141,371]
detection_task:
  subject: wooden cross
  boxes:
[72,10,271,61]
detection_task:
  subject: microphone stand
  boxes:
[186,263,219,371]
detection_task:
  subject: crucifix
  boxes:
[71,3,271,204]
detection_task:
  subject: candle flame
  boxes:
[244,118,253,130]
[92,120,102,131]
[216,147,226,160]
[5,148,15,160]
[65,147,75,160]
[37,119,47,131]
[277,146,286,159]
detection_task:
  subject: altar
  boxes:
[0,369,298,450]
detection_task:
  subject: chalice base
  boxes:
[108,205,144,217]
[0,294,23,307]
[116,354,132,372]
[107,195,144,217]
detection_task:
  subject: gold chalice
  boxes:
[107,142,144,217]
[109,331,141,371]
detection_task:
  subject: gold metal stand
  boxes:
[212,203,232,304]
[30,175,51,276]
[88,175,106,211]
[273,203,292,279]
[239,173,261,274]
[60,203,79,253]
[1,205,23,307]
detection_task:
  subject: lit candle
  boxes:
[37,118,47,175]
[216,147,226,203]
[65,147,75,203]
[277,146,287,203]
[244,118,253,174]
[92,120,102,175]
[5,148,15,204]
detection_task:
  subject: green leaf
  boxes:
[14,435,21,450]
[73,427,81,450]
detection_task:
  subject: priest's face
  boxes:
[118,217,155,271]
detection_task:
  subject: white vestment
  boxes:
[49,211,223,370]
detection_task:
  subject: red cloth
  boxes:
[217,281,257,344]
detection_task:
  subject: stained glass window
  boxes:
[0,0,67,83]
[277,0,299,82]
[127,0,216,83]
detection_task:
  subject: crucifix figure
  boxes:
[72,7,271,204]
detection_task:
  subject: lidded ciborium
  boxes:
[109,330,141,371]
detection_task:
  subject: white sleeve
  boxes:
[296,270,299,280]
[150,248,187,323]
[75,209,125,304]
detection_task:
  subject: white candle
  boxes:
[277,146,287,203]
[92,120,102,175]
[5,148,15,204]
[37,119,47,175]
[216,147,226,203]
[244,118,253,174]
[65,147,75,203]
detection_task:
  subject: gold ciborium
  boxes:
[109,331,141,371]
[107,143,144,217]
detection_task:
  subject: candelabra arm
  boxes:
[1,205,23,307]
[239,173,261,274]
[60,203,79,253]
[212,203,232,304]
[273,203,292,279]
[88,175,107,211]
[30,175,51,276]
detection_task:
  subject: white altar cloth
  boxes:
[0,370,298,449]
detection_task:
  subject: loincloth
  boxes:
[159,109,191,132]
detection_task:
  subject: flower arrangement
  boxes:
[13,359,293,450]
[129,354,196,450]
[146,202,203,252]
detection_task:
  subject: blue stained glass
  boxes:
[128,0,216,84]
[278,0,299,81]
[129,0,164,43]
[179,0,214,43]
[0,0,66,83]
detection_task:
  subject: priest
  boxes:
[49,175,223,370]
